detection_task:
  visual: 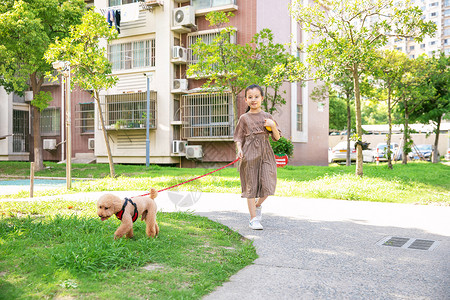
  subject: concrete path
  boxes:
[2,190,449,299]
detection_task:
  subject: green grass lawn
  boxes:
[0,200,257,299]
[0,161,449,205]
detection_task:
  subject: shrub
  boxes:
[269,136,294,157]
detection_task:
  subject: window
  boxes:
[192,0,236,10]
[297,104,303,132]
[104,92,156,129]
[429,2,438,7]
[40,108,60,135]
[444,28,450,36]
[430,12,437,17]
[181,93,233,139]
[396,47,403,51]
[445,9,450,16]
[410,45,415,50]
[446,0,450,6]
[78,103,95,133]
[420,43,426,48]
[444,39,449,45]
[13,110,29,153]
[429,40,436,46]
[187,30,236,65]
[410,54,415,58]
[445,48,450,55]
[109,0,138,6]
[445,19,450,26]
[109,39,155,71]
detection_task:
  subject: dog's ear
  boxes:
[150,188,158,199]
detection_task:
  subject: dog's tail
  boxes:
[149,187,158,199]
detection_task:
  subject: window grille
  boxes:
[76,102,95,133]
[109,39,155,71]
[192,0,236,10]
[297,104,303,132]
[187,31,219,65]
[181,93,233,139]
[102,92,157,129]
[40,108,61,135]
[187,30,235,66]
[13,110,29,153]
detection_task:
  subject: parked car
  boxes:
[329,141,374,163]
[374,143,400,161]
[445,148,450,161]
[408,144,435,161]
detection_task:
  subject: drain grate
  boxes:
[377,236,439,251]
[382,237,410,248]
[408,239,436,250]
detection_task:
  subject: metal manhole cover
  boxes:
[377,236,439,251]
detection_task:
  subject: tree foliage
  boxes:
[45,9,118,177]
[290,0,436,176]
[0,0,85,171]
[187,11,306,123]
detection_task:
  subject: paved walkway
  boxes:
[2,190,449,299]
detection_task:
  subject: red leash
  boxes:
[133,158,240,198]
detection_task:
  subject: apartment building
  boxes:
[0,0,330,166]
[385,0,450,57]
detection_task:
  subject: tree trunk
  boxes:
[432,117,441,163]
[402,99,409,165]
[30,73,44,171]
[31,106,44,171]
[346,93,351,167]
[232,93,239,127]
[94,91,115,178]
[352,64,363,177]
[387,87,393,169]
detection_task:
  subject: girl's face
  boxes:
[245,88,263,112]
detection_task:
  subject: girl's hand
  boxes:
[237,149,244,159]
[264,119,276,130]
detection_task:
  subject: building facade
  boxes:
[0,0,330,167]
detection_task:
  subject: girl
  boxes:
[234,84,281,230]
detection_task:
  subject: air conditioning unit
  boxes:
[24,91,33,102]
[88,138,95,150]
[43,139,57,150]
[186,145,202,159]
[173,46,187,61]
[173,6,195,27]
[173,79,188,91]
[172,140,187,154]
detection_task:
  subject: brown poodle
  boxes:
[97,188,159,239]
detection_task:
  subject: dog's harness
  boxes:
[115,197,139,223]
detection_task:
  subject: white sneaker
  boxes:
[249,217,263,230]
[255,205,262,221]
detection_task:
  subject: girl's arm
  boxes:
[264,119,281,141]
[236,142,243,159]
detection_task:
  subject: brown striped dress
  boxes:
[234,111,279,199]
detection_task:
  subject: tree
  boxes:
[370,50,409,168]
[45,9,118,178]
[289,0,435,176]
[187,11,306,124]
[0,0,85,171]
[412,52,450,163]
[395,55,434,164]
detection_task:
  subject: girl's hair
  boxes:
[245,84,264,98]
[245,84,264,113]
